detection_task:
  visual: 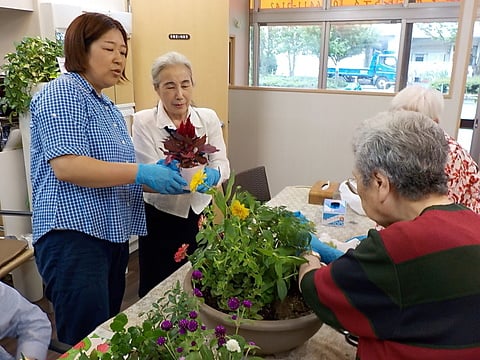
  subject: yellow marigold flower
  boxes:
[230,199,249,220]
[190,169,207,192]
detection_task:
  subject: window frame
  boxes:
[248,0,461,93]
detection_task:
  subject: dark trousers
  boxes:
[34,230,129,345]
[138,202,200,298]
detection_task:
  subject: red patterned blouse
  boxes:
[444,133,480,213]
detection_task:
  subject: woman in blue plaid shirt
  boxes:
[29,13,188,346]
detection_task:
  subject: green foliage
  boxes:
[415,23,457,44]
[0,36,63,120]
[78,281,262,359]
[329,24,380,65]
[189,175,315,319]
[431,76,480,95]
[259,74,318,88]
[259,25,321,77]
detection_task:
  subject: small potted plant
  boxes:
[161,117,219,186]
[0,36,64,121]
[180,175,323,354]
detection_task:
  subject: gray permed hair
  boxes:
[151,51,194,88]
[352,110,448,200]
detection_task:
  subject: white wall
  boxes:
[40,0,126,12]
[228,89,467,197]
[0,7,40,63]
[0,0,126,64]
[228,1,477,197]
[229,0,249,86]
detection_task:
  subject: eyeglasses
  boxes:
[346,178,358,195]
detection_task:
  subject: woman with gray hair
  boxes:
[299,110,480,359]
[390,85,480,213]
[133,51,230,297]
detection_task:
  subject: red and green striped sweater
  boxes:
[301,204,480,359]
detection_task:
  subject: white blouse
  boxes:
[133,102,230,218]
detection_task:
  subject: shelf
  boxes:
[0,0,33,11]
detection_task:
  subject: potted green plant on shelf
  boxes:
[0,36,63,209]
[0,36,64,121]
[180,174,323,355]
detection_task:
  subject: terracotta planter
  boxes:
[184,270,323,355]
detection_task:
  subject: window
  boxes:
[258,25,322,88]
[327,22,400,91]
[405,22,457,89]
[249,0,461,93]
[414,53,425,62]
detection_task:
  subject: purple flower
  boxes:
[227,297,240,311]
[201,325,207,330]
[176,347,184,353]
[215,325,226,337]
[248,341,256,346]
[187,320,198,332]
[191,341,197,346]
[189,311,198,319]
[231,315,237,320]
[157,337,166,346]
[179,328,186,335]
[193,288,203,298]
[178,319,189,329]
[191,269,203,280]
[242,299,252,308]
[160,320,173,331]
[218,337,227,346]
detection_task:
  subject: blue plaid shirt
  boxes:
[30,73,146,244]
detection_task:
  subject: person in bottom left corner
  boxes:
[0,282,51,360]
[30,13,187,347]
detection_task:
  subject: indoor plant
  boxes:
[0,36,64,208]
[0,36,64,121]
[181,175,323,354]
[70,281,263,360]
[162,117,219,169]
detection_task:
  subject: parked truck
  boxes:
[327,50,397,89]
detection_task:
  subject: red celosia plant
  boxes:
[162,117,219,168]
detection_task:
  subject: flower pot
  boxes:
[184,270,323,355]
[179,164,205,190]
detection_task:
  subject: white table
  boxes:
[86,186,376,360]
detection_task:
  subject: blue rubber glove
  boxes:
[196,167,221,193]
[309,233,343,264]
[157,158,180,172]
[292,211,308,223]
[135,163,187,194]
[293,211,343,264]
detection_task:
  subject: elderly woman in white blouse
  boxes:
[133,51,230,297]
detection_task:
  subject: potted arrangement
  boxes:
[68,281,263,360]
[0,36,64,121]
[181,175,323,354]
[58,176,323,358]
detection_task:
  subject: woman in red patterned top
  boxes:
[390,85,480,213]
